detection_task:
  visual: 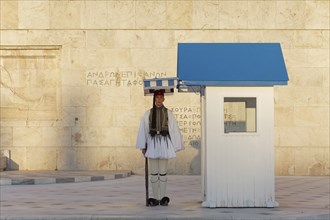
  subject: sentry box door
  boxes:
[202,86,275,208]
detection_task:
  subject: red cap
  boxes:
[154,90,164,97]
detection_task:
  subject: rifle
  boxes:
[145,144,149,206]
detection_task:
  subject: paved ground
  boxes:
[0,171,329,220]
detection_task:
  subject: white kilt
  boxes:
[136,109,184,159]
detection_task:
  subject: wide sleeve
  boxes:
[168,110,185,152]
[136,111,150,149]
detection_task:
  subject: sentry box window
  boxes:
[224,98,257,133]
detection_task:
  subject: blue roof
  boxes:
[177,43,289,86]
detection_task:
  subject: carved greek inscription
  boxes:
[86,70,167,87]
[170,106,201,148]
[224,102,246,122]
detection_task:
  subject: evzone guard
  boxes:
[136,90,184,206]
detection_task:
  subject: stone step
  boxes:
[0,170,132,185]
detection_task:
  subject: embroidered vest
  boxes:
[149,106,169,135]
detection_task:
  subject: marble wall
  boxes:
[0,0,329,175]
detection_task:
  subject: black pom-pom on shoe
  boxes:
[160,197,170,206]
[148,198,159,206]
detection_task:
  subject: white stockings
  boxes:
[149,158,168,200]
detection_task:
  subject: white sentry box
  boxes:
[201,86,275,208]
[177,43,289,208]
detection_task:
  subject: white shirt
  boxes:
[136,109,184,159]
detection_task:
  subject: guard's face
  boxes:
[155,95,165,107]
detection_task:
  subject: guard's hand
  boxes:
[141,149,146,156]
[150,130,156,137]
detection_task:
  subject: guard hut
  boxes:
[177,43,289,208]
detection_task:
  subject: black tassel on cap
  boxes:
[151,94,156,130]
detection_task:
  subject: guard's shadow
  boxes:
[189,139,201,175]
